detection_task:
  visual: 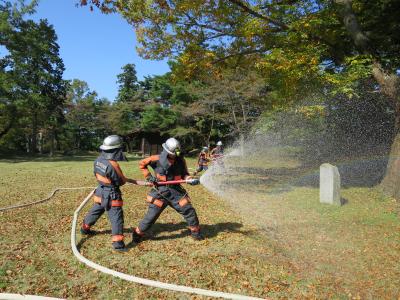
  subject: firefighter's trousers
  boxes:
[83,203,124,240]
[138,186,199,233]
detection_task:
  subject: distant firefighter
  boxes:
[193,146,210,176]
[210,141,224,160]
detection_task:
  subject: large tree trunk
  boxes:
[372,63,400,199]
[141,137,145,157]
[207,104,215,147]
[55,131,61,151]
[31,112,38,153]
[381,132,400,199]
[49,128,55,157]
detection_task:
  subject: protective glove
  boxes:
[188,178,200,185]
[146,174,158,184]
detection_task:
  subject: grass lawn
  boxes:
[1,152,399,299]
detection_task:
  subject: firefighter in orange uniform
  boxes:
[193,146,210,176]
[132,138,204,242]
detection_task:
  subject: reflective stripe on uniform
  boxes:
[109,160,127,185]
[93,195,102,203]
[111,200,123,207]
[95,173,112,184]
[178,196,190,207]
[156,174,167,181]
[146,195,164,208]
[139,155,160,178]
[112,234,124,242]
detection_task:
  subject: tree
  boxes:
[64,79,111,151]
[141,104,178,133]
[0,0,36,149]
[82,0,400,198]
[116,63,139,102]
[192,68,266,150]
[1,1,66,154]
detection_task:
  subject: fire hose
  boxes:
[0,187,94,212]
[1,179,264,300]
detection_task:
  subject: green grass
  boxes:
[1,153,399,299]
[0,155,289,299]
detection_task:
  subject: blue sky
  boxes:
[31,0,170,101]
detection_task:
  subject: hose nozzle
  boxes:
[186,178,200,185]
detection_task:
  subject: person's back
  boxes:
[81,135,133,252]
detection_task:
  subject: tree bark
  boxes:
[31,112,38,153]
[126,136,132,153]
[55,131,60,151]
[49,129,55,157]
[207,104,215,147]
[373,63,400,199]
[141,137,145,157]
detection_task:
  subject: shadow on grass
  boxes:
[77,222,252,250]
[219,156,388,195]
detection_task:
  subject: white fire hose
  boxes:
[1,187,265,300]
[0,187,94,212]
[0,293,64,300]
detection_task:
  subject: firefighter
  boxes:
[210,141,225,171]
[193,146,210,176]
[80,135,138,252]
[210,141,224,160]
[132,137,204,242]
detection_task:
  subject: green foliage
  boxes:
[1,2,66,153]
[141,105,178,133]
[83,0,400,101]
[62,79,111,151]
[116,63,139,102]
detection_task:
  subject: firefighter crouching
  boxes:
[132,137,204,242]
[81,135,138,252]
[193,146,210,176]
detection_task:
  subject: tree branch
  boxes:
[212,48,268,64]
[333,0,371,53]
[226,0,289,30]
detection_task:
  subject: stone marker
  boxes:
[320,163,342,206]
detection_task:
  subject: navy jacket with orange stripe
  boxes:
[94,156,127,186]
[139,150,189,182]
[93,155,127,209]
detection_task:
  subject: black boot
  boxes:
[80,226,95,235]
[132,228,143,244]
[190,230,205,241]
[112,241,128,252]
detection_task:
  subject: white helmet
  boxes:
[162,138,181,155]
[202,146,209,152]
[100,135,122,150]
[217,141,223,146]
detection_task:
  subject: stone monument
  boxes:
[320,163,342,206]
